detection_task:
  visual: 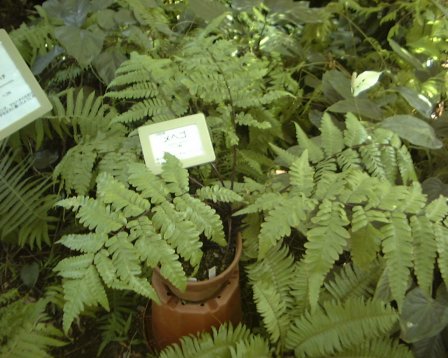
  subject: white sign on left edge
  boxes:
[0,29,52,140]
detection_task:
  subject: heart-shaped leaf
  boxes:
[381,115,442,149]
[55,26,105,67]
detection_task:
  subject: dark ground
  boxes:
[0,0,44,31]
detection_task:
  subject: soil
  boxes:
[0,0,43,32]
[182,235,237,281]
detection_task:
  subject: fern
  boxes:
[304,200,350,307]
[159,323,270,358]
[285,298,398,357]
[320,113,344,156]
[0,291,66,357]
[0,143,56,248]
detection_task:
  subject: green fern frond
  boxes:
[128,217,187,290]
[343,113,369,147]
[304,200,350,307]
[54,254,94,279]
[434,224,448,288]
[258,196,315,259]
[230,335,271,358]
[57,233,107,254]
[96,172,150,217]
[234,192,287,216]
[350,224,382,269]
[174,195,226,246]
[61,266,109,333]
[248,244,296,344]
[127,163,170,204]
[396,145,417,184]
[57,196,127,233]
[323,262,380,302]
[196,185,243,203]
[285,298,398,357]
[94,249,118,286]
[359,144,387,180]
[294,123,324,163]
[159,324,253,358]
[410,215,437,295]
[320,113,344,156]
[331,337,413,358]
[289,150,315,197]
[0,145,56,248]
[235,112,271,129]
[380,212,413,305]
[152,202,203,268]
[381,146,398,183]
[337,148,362,171]
[0,293,66,357]
[53,142,97,195]
[425,196,448,222]
[161,154,190,196]
[252,282,289,344]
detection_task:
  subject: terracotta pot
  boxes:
[147,234,243,350]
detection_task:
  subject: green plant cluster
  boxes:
[1,0,448,357]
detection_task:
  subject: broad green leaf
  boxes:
[322,70,352,100]
[351,71,382,97]
[389,39,424,70]
[327,99,382,120]
[43,0,90,26]
[20,262,40,287]
[55,26,105,67]
[381,115,442,149]
[93,47,127,84]
[400,287,448,343]
[189,0,228,21]
[397,87,433,118]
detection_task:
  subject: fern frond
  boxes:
[96,172,150,217]
[343,113,369,147]
[54,254,94,279]
[425,196,448,222]
[359,144,387,180]
[337,148,362,171]
[434,224,448,288]
[57,196,127,233]
[331,337,413,358]
[304,200,350,307]
[196,185,243,203]
[230,335,271,358]
[94,249,118,286]
[174,194,226,246]
[380,211,413,305]
[248,244,296,344]
[320,113,344,156]
[0,145,56,248]
[161,154,190,196]
[396,145,417,184]
[410,215,437,295]
[323,262,379,302]
[252,282,289,344]
[61,266,109,333]
[128,217,187,290]
[258,196,315,259]
[350,224,382,268]
[289,150,315,197]
[294,123,324,163]
[285,298,398,357]
[381,145,398,183]
[159,323,253,358]
[152,202,203,268]
[127,163,170,204]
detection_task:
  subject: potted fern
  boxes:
[51,18,295,349]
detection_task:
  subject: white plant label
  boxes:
[0,43,41,130]
[149,124,204,164]
[0,29,52,140]
[138,113,216,174]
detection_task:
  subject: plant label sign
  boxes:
[0,29,52,140]
[138,113,216,174]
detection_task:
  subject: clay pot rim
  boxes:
[154,233,242,289]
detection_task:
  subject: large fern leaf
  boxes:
[285,298,398,357]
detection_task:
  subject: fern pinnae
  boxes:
[285,298,398,357]
[58,233,107,254]
[380,211,413,306]
[410,215,437,295]
[343,113,369,147]
[320,113,345,156]
[289,150,315,197]
[127,162,170,204]
[304,200,350,308]
[96,172,151,217]
[294,122,324,163]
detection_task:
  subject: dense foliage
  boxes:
[1,0,448,357]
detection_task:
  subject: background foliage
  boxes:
[1,0,448,357]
